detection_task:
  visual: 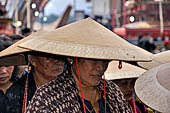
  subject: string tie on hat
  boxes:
[118,61,122,69]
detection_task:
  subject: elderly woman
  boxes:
[0,30,67,113]
[10,18,152,113]
[104,61,151,113]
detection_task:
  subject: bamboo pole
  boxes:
[27,0,31,28]
[14,0,19,34]
[159,0,164,35]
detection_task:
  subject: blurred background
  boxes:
[1,0,170,53]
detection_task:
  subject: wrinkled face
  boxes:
[0,66,14,85]
[31,54,65,80]
[114,78,136,100]
[72,58,110,86]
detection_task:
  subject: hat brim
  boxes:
[138,50,170,70]
[105,61,146,80]
[135,63,170,113]
[0,30,48,66]
[0,53,27,66]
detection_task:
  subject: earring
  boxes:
[67,58,73,64]
[70,60,73,64]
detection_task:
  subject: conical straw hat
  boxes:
[0,30,48,66]
[104,61,146,80]
[135,63,170,113]
[138,50,170,69]
[18,18,152,61]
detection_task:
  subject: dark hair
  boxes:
[9,34,24,41]
[10,66,20,82]
[0,34,12,41]
[21,28,31,36]
[0,35,13,51]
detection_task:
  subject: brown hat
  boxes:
[138,50,170,70]
[135,63,170,113]
[0,30,48,66]
[104,61,146,80]
[18,18,152,61]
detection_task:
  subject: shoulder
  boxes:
[26,70,80,112]
[31,71,78,100]
[104,80,122,94]
[99,80,132,112]
[99,80,127,101]
[26,79,63,112]
[12,74,27,89]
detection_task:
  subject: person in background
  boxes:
[9,34,26,78]
[113,78,152,113]
[0,35,13,50]
[9,34,24,43]
[104,61,151,113]
[138,34,156,53]
[0,37,21,113]
[0,30,68,113]
[21,28,31,37]
[160,39,170,52]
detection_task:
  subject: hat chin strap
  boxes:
[76,58,107,113]
[103,74,107,113]
[22,73,28,113]
[132,95,137,113]
[118,61,122,69]
[76,58,86,113]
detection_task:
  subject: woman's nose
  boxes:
[0,67,7,73]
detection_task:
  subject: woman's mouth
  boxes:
[0,77,9,81]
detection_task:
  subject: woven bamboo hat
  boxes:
[138,50,170,70]
[18,18,151,61]
[135,63,170,113]
[104,61,146,80]
[0,30,48,66]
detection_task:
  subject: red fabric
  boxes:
[164,40,170,45]
[133,96,137,113]
[103,76,107,113]
[22,75,28,113]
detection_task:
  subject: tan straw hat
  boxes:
[138,50,170,70]
[18,18,152,61]
[104,61,146,80]
[0,30,48,66]
[135,63,170,113]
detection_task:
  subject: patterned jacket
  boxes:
[26,70,132,113]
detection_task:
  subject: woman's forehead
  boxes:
[0,66,14,69]
[30,52,66,60]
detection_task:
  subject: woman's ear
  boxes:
[29,55,37,67]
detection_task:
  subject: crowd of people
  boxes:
[0,17,170,113]
[138,33,170,54]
